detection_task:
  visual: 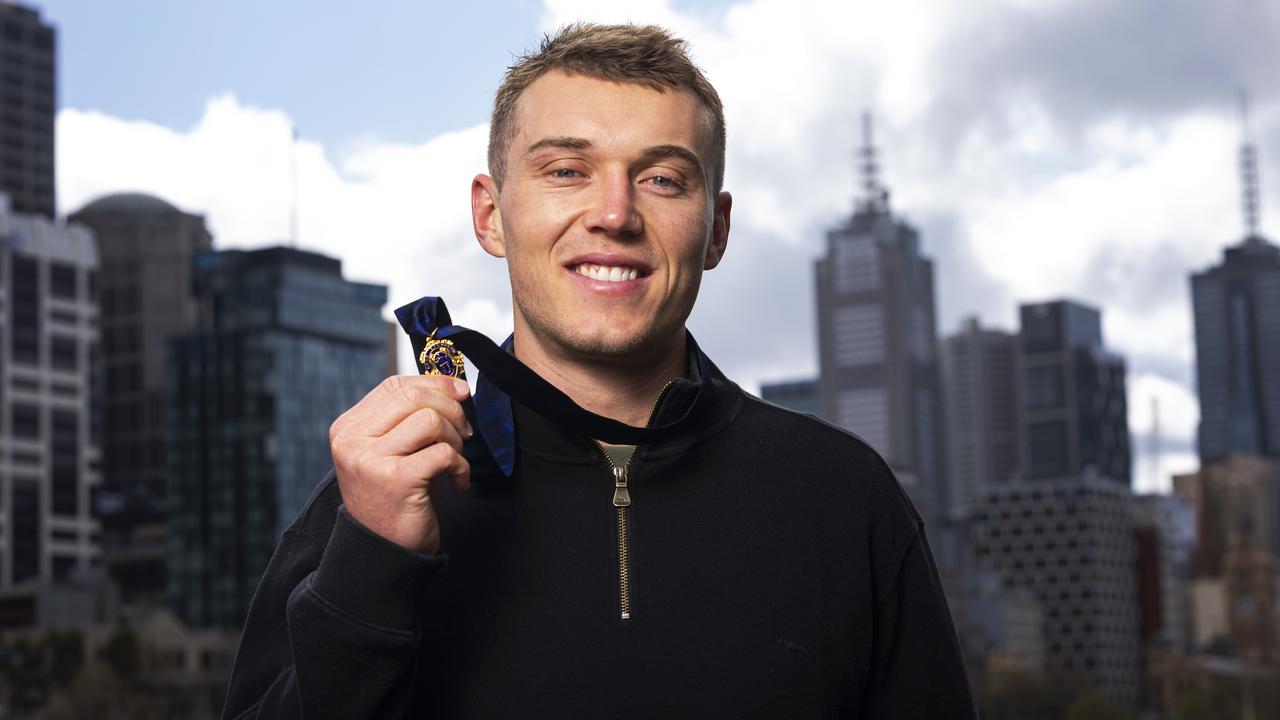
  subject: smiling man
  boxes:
[224,24,976,719]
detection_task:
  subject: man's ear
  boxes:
[703,190,732,270]
[472,174,506,258]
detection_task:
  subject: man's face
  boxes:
[472,71,730,366]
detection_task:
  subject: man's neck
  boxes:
[512,329,687,428]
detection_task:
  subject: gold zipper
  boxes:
[593,380,674,623]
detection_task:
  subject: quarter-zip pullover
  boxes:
[223,358,977,719]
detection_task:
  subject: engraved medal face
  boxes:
[418,330,465,378]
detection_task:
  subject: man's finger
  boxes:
[396,443,471,492]
[379,406,466,457]
[334,374,471,441]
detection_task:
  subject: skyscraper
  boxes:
[941,317,1018,519]
[972,299,1142,705]
[67,192,213,608]
[814,114,946,517]
[167,247,390,629]
[1191,92,1280,463]
[1018,300,1130,484]
[0,3,56,218]
[0,193,100,599]
[1190,242,1280,463]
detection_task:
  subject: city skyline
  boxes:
[32,0,1280,493]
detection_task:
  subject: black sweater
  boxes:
[223,366,976,719]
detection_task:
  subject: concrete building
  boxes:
[167,246,390,629]
[0,3,56,218]
[1173,455,1280,578]
[66,193,213,609]
[814,115,946,518]
[973,477,1142,705]
[0,193,101,600]
[1222,526,1280,664]
[759,378,818,415]
[941,317,1018,519]
[1017,300,1130,485]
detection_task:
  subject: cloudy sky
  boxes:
[38,0,1280,493]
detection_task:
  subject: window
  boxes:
[12,403,39,439]
[51,335,77,372]
[51,410,79,516]
[50,262,76,299]
[11,254,40,365]
[832,304,883,366]
[12,481,40,583]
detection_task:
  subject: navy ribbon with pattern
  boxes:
[394,296,707,476]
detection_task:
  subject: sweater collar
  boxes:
[467,332,740,475]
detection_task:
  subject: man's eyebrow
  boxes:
[525,136,593,155]
[641,145,704,174]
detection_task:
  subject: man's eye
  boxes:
[551,168,579,179]
[648,175,682,189]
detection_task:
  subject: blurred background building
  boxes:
[0,1,56,219]
[68,192,213,610]
[813,114,947,522]
[166,247,390,629]
[0,193,101,622]
[941,317,1018,520]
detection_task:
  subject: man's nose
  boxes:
[583,169,643,236]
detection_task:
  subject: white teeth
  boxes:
[575,264,640,282]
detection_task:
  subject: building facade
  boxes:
[759,378,818,415]
[972,299,1143,705]
[1017,300,1130,485]
[1190,237,1280,463]
[0,3,56,219]
[814,117,946,518]
[973,477,1142,705]
[0,194,100,603]
[167,247,390,629]
[67,193,213,608]
[1173,455,1280,578]
[941,317,1018,519]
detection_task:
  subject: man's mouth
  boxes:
[571,263,642,283]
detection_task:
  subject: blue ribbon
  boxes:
[394,297,515,477]
[394,296,712,477]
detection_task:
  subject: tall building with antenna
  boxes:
[1190,91,1280,462]
[814,113,947,519]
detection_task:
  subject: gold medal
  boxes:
[418,328,466,378]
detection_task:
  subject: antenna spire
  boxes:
[1240,89,1261,240]
[856,111,890,215]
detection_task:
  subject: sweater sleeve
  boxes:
[856,529,977,719]
[222,476,446,720]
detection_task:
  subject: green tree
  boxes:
[45,629,85,688]
[978,668,1092,720]
[104,625,140,684]
[4,637,50,713]
[1063,689,1137,720]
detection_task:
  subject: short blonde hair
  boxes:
[488,23,726,193]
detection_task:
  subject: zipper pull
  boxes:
[612,466,631,507]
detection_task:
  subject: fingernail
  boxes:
[464,421,474,438]
[452,378,469,395]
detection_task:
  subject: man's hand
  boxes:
[329,375,473,555]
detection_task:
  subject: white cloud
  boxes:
[58,94,511,377]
